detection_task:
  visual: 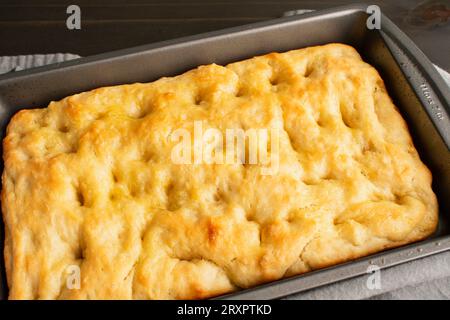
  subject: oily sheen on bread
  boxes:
[2,44,438,299]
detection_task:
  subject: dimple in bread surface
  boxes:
[1,43,438,299]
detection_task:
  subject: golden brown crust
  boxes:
[2,43,438,299]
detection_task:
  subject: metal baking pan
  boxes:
[0,4,449,300]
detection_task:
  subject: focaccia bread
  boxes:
[2,43,438,299]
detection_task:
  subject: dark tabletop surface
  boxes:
[0,0,449,71]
